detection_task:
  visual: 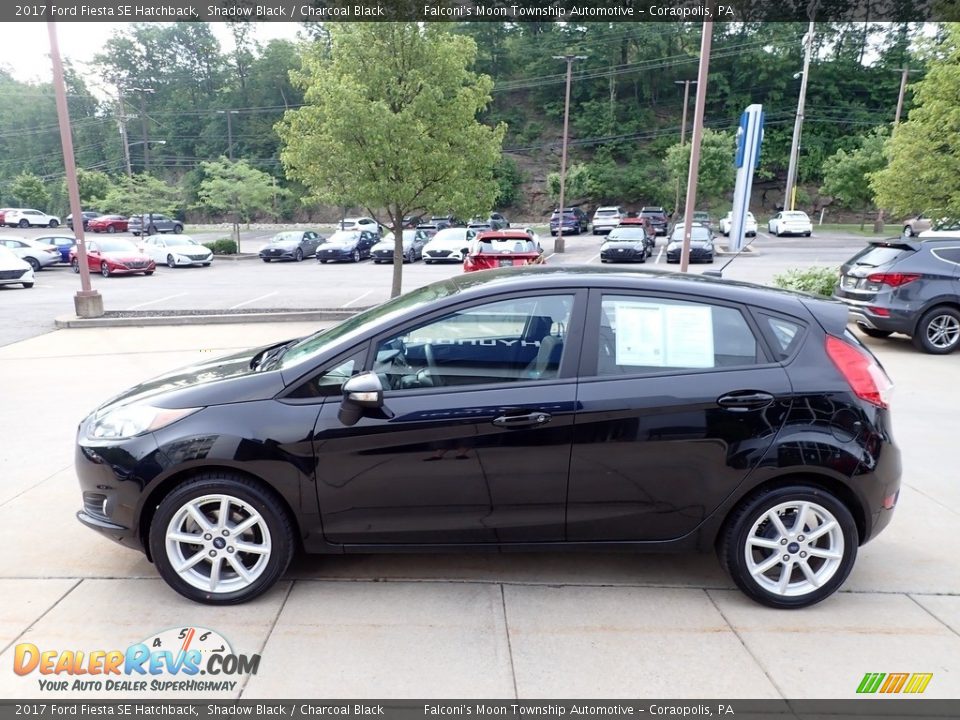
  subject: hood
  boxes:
[101,250,150,262]
[94,342,291,414]
[603,239,646,248]
[264,240,298,250]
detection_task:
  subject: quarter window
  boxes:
[597,295,760,375]
[373,295,574,390]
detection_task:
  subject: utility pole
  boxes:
[128,86,155,171]
[874,66,911,232]
[217,110,240,160]
[673,79,697,215]
[48,20,102,318]
[784,22,815,213]
[552,54,586,254]
[116,88,132,176]
[679,22,713,273]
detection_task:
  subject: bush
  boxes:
[203,238,238,255]
[772,266,838,297]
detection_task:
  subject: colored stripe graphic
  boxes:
[880,673,909,693]
[904,673,933,694]
[857,673,885,693]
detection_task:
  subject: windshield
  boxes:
[595,209,619,216]
[97,239,139,253]
[270,232,301,243]
[429,228,469,244]
[670,227,711,242]
[166,237,200,247]
[608,228,646,240]
[280,281,457,370]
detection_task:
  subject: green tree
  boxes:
[664,129,736,210]
[65,169,113,206]
[10,172,50,210]
[98,173,181,217]
[547,163,591,205]
[195,157,280,249]
[872,24,960,223]
[820,128,887,228]
[277,23,505,297]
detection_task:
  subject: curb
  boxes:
[54,309,364,329]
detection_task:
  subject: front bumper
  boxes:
[317,249,358,262]
[666,248,714,262]
[423,250,463,262]
[601,246,646,262]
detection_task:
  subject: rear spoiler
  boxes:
[869,237,920,251]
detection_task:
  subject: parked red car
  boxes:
[69,237,155,277]
[88,215,129,233]
[463,231,545,273]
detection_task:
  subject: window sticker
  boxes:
[664,304,714,367]
[611,301,715,368]
[614,304,665,366]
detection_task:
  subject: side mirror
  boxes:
[339,372,384,426]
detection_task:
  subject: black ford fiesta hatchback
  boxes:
[75,267,900,608]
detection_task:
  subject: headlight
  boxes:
[88,405,201,440]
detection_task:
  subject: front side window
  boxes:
[597,295,760,375]
[373,295,574,391]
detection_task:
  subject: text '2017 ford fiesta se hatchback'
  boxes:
[75,267,900,608]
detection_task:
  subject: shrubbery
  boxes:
[772,266,839,297]
[203,238,238,255]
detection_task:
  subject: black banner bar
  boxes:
[0,0,945,23]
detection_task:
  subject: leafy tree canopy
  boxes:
[664,129,736,210]
[11,172,51,210]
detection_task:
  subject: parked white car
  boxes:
[767,211,812,237]
[0,236,61,271]
[421,227,476,263]
[141,235,213,268]
[5,208,61,228]
[591,206,625,235]
[719,211,758,237]
[339,217,380,233]
[0,246,34,288]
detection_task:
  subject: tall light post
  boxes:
[673,79,697,215]
[48,20,102,318]
[679,22,713,273]
[552,54,586,254]
[784,22,815,212]
[216,110,240,160]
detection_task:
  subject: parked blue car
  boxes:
[34,234,77,263]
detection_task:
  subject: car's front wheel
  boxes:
[352,250,361,263]
[719,485,858,609]
[913,306,960,354]
[107,226,116,234]
[100,262,111,278]
[149,473,295,605]
[295,248,303,262]
[71,258,80,273]
[49,219,59,228]
[167,254,177,268]
[903,225,914,237]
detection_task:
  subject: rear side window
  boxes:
[849,245,913,268]
[932,248,960,265]
[597,296,760,375]
[758,314,805,361]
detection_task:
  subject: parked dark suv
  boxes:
[549,207,589,236]
[75,267,899,609]
[833,237,960,354]
[640,206,670,236]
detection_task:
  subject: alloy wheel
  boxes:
[925,313,960,350]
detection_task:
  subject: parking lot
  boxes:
[1,225,959,700]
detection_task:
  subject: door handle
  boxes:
[492,412,552,428]
[716,391,775,411]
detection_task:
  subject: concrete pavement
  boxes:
[0,323,958,699]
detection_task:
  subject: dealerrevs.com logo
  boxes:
[13,627,260,693]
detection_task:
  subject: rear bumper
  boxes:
[832,296,916,335]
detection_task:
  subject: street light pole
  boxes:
[679,21,713,273]
[784,22,815,212]
[673,79,697,215]
[47,20,102,318]
[552,54,586,254]
[217,110,240,161]
[116,87,133,176]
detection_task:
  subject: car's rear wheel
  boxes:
[26,257,40,272]
[319,259,328,264]
[913,306,960,354]
[101,262,111,277]
[18,219,28,228]
[858,325,892,339]
[149,473,295,605]
[720,485,858,609]
[167,254,176,269]
[903,225,914,237]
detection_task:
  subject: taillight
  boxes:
[866,272,920,288]
[825,336,893,409]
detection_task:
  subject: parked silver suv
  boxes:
[833,236,960,354]
[591,206,625,235]
[129,213,183,236]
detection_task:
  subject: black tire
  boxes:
[352,250,360,263]
[71,258,80,274]
[26,257,40,272]
[857,325,892,339]
[148,472,295,605]
[100,262,110,278]
[912,306,960,355]
[202,263,211,267]
[18,219,28,228]
[804,232,812,237]
[903,225,914,237]
[167,254,176,269]
[719,485,858,609]
[49,219,59,228]
[294,248,303,262]
[262,258,271,263]
[144,271,154,276]
[132,231,140,237]
[148,225,157,236]
[22,282,33,288]
[107,226,116,234]
[173,224,183,234]
[319,259,328,264]
[425,259,433,265]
